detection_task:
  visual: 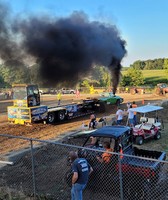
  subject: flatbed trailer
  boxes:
[46,100,98,124]
[7,84,101,125]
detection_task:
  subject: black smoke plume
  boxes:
[0,2,127,92]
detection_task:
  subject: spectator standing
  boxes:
[116,107,124,125]
[76,89,80,98]
[57,91,62,105]
[69,151,93,200]
[125,87,129,93]
[127,105,134,127]
[132,101,137,126]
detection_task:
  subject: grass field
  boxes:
[122,69,168,85]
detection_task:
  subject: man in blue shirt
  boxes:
[69,151,93,200]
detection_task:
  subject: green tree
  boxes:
[131,58,165,70]
[121,68,144,86]
[132,60,144,70]
[120,75,132,87]
[29,63,43,86]
[0,60,31,86]
[91,66,112,87]
[127,68,144,86]
[163,58,168,77]
[144,60,152,70]
[156,58,164,69]
[81,79,90,87]
[0,73,5,87]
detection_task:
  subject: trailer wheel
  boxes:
[154,131,161,140]
[99,102,106,113]
[47,112,56,124]
[57,110,66,121]
[135,136,143,145]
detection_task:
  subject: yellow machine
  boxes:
[8,84,48,125]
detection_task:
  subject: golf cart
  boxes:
[129,105,163,145]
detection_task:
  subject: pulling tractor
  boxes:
[7,84,48,125]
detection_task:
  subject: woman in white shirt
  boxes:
[127,105,134,127]
[116,107,124,125]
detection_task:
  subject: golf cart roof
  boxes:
[129,105,163,113]
[90,126,131,139]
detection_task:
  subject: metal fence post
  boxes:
[118,156,124,200]
[30,139,36,199]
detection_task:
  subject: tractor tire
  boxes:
[135,136,144,145]
[155,88,161,95]
[47,112,56,124]
[130,89,136,95]
[116,99,120,106]
[154,131,161,140]
[57,110,66,121]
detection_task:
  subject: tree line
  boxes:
[0,58,167,89]
[0,61,112,89]
[130,58,168,70]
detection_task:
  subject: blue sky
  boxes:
[5,0,168,67]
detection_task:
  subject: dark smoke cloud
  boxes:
[0,2,127,92]
[0,2,23,61]
[0,3,15,60]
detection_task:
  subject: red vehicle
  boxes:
[130,105,163,145]
[155,83,168,95]
[133,120,161,145]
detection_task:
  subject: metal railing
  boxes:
[0,134,168,200]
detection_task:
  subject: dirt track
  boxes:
[0,93,168,155]
[0,93,168,200]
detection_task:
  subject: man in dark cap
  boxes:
[69,151,93,200]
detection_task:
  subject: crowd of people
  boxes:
[116,101,138,127]
[87,102,138,129]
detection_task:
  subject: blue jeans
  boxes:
[133,115,137,125]
[117,119,122,125]
[71,183,86,200]
[129,118,134,126]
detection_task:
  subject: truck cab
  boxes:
[12,84,40,107]
[7,84,48,125]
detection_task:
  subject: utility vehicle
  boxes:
[130,105,163,145]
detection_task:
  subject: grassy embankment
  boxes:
[122,69,168,85]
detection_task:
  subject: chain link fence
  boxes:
[0,134,168,200]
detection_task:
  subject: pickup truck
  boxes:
[65,126,166,199]
[61,88,76,94]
